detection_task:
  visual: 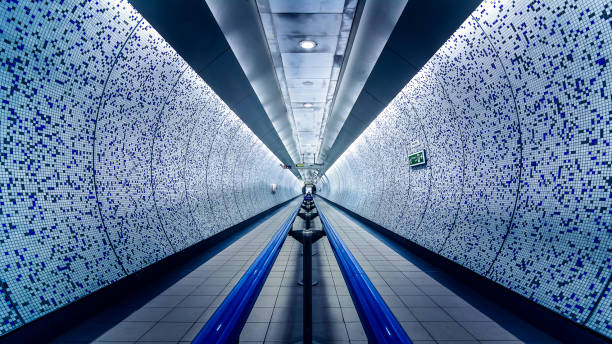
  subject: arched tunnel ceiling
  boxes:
[128,0,482,182]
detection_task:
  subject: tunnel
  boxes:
[0,0,610,343]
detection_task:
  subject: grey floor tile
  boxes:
[341,307,360,323]
[196,307,216,323]
[459,321,519,341]
[161,285,197,296]
[123,308,172,322]
[265,321,301,342]
[411,307,454,321]
[444,307,492,322]
[345,321,367,341]
[138,322,192,342]
[430,295,473,308]
[271,307,303,323]
[144,295,185,308]
[336,295,354,308]
[312,322,349,341]
[180,322,205,342]
[313,307,344,323]
[160,307,205,322]
[390,307,417,322]
[399,295,438,307]
[421,321,476,341]
[177,295,215,308]
[399,321,433,340]
[191,284,225,296]
[254,295,277,308]
[95,322,156,342]
[247,307,274,323]
[392,285,425,296]
[239,322,269,342]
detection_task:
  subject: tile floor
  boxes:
[315,199,560,344]
[51,200,300,343]
[51,197,560,343]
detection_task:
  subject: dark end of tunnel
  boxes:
[316,195,611,344]
[0,197,299,344]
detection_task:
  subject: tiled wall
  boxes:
[0,0,300,335]
[319,0,611,338]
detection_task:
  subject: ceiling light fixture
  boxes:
[302,81,314,86]
[303,103,313,108]
[299,40,317,49]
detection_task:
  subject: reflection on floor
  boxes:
[50,200,299,343]
[52,198,559,343]
[316,199,559,344]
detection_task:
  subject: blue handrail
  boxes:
[316,200,413,344]
[192,199,302,344]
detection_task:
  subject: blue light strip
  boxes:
[316,201,413,344]
[192,199,302,344]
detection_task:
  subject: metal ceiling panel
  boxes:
[287,79,329,89]
[278,35,339,53]
[284,67,333,80]
[273,13,342,36]
[268,0,345,14]
[281,53,334,68]
[257,0,358,180]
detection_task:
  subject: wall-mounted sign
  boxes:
[408,150,426,167]
[410,139,420,148]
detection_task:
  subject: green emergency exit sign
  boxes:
[408,150,426,167]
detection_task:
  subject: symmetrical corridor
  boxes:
[1,0,609,343]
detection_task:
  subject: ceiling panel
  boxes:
[268,0,345,14]
[287,78,329,89]
[278,35,338,53]
[256,0,359,183]
[284,67,332,79]
[273,13,342,36]
[281,53,334,68]
[288,88,328,102]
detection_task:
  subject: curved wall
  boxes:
[0,0,299,335]
[319,0,611,338]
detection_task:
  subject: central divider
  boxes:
[192,199,302,344]
[316,198,413,344]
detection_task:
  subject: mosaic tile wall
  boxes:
[319,0,611,338]
[0,0,300,335]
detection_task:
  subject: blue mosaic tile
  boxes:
[0,0,299,335]
[319,0,611,337]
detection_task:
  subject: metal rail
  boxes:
[316,199,413,344]
[192,199,302,344]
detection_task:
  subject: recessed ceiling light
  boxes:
[302,81,314,86]
[299,40,317,49]
[303,103,313,108]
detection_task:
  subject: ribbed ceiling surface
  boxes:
[256,0,357,182]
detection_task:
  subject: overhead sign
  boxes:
[295,163,324,169]
[408,150,426,167]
